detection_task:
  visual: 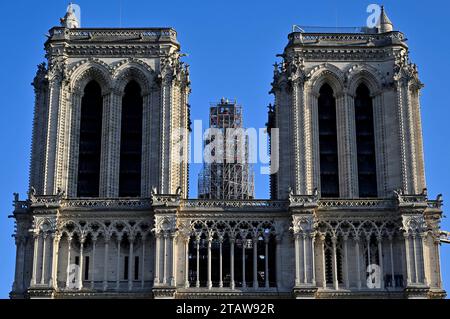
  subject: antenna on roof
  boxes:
[119,0,123,27]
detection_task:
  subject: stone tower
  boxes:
[267,8,445,298]
[30,8,190,198]
[270,9,426,200]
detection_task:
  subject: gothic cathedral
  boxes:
[10,6,446,299]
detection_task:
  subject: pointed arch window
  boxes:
[354,84,377,198]
[318,83,340,198]
[119,81,143,197]
[77,81,103,197]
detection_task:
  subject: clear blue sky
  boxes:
[0,0,448,298]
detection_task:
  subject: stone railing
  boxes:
[318,199,395,210]
[182,200,288,211]
[289,195,318,208]
[48,27,178,43]
[30,195,63,208]
[20,195,437,213]
[62,198,153,210]
[152,194,181,207]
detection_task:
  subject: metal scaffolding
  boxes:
[198,98,254,200]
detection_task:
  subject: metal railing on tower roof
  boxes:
[292,25,379,34]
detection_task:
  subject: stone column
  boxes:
[418,233,427,285]
[43,78,61,195]
[336,92,357,198]
[294,234,301,286]
[154,234,161,285]
[355,237,362,289]
[303,233,308,284]
[128,236,134,291]
[51,234,60,289]
[163,234,168,285]
[311,233,316,286]
[219,237,224,288]
[321,235,326,289]
[31,233,41,286]
[412,234,419,284]
[103,237,110,291]
[67,92,82,197]
[403,233,412,285]
[159,77,173,194]
[265,236,270,289]
[79,238,85,290]
[65,236,72,288]
[91,237,96,290]
[207,236,213,289]
[434,237,443,288]
[396,79,418,194]
[230,238,235,290]
[332,236,339,291]
[253,236,258,288]
[389,236,395,287]
[196,236,200,288]
[100,90,121,197]
[372,93,387,197]
[13,237,23,291]
[310,92,321,192]
[141,92,153,197]
[184,237,190,288]
[116,236,122,290]
[171,232,176,287]
[40,233,48,285]
[141,237,146,289]
[292,79,313,194]
[242,240,246,288]
[377,235,384,289]
[343,235,349,289]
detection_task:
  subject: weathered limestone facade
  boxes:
[10,8,445,299]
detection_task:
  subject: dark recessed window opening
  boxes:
[318,84,340,198]
[119,81,143,197]
[355,84,378,197]
[84,256,90,281]
[124,256,129,280]
[134,256,139,280]
[77,81,103,197]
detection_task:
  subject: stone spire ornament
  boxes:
[379,5,393,33]
[60,3,80,29]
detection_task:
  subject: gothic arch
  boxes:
[34,217,56,234]
[130,221,153,241]
[307,63,345,96]
[356,220,380,238]
[108,220,133,238]
[113,61,155,96]
[346,64,384,97]
[59,220,83,238]
[70,61,112,95]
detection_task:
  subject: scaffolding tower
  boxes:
[198,98,255,200]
